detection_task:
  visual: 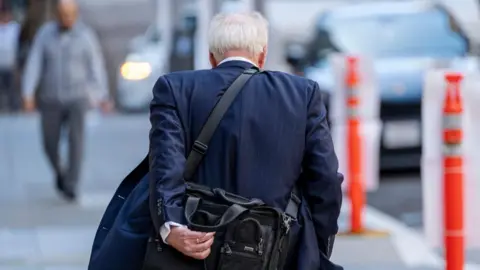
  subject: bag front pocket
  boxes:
[217,217,266,270]
[218,241,263,270]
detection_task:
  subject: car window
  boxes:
[313,8,468,59]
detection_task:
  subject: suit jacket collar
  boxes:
[215,58,256,70]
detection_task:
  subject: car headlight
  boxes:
[120,62,152,80]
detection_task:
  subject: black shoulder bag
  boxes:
[143,68,300,270]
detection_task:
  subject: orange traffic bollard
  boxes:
[336,56,388,237]
[442,73,465,270]
[337,56,389,238]
[345,56,365,233]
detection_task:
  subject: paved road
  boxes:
[369,171,423,228]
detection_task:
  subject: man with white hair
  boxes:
[88,11,343,270]
[148,11,343,269]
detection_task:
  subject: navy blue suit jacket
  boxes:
[149,60,343,269]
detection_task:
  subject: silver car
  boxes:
[117,24,167,112]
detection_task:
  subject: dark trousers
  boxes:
[0,69,18,112]
[40,100,87,191]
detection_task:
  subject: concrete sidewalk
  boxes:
[333,204,437,270]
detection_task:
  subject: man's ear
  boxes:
[209,53,218,68]
[258,46,268,69]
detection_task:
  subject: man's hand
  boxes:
[166,226,215,260]
[23,98,36,113]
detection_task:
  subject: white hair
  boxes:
[208,11,269,61]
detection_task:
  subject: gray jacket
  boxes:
[22,21,108,106]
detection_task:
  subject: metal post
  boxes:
[194,0,213,70]
[254,0,264,14]
[172,0,183,27]
[156,0,173,72]
[214,0,223,13]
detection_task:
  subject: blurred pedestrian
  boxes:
[0,6,21,112]
[21,0,112,201]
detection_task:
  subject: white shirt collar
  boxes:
[218,56,256,66]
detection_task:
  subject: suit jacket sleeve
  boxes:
[302,80,344,257]
[149,76,187,225]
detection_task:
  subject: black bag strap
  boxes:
[183,68,259,181]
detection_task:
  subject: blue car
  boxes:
[285,1,474,170]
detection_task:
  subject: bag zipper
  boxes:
[268,212,293,270]
[221,242,263,259]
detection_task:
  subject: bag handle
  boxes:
[185,197,249,232]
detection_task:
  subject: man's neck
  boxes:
[223,51,257,65]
